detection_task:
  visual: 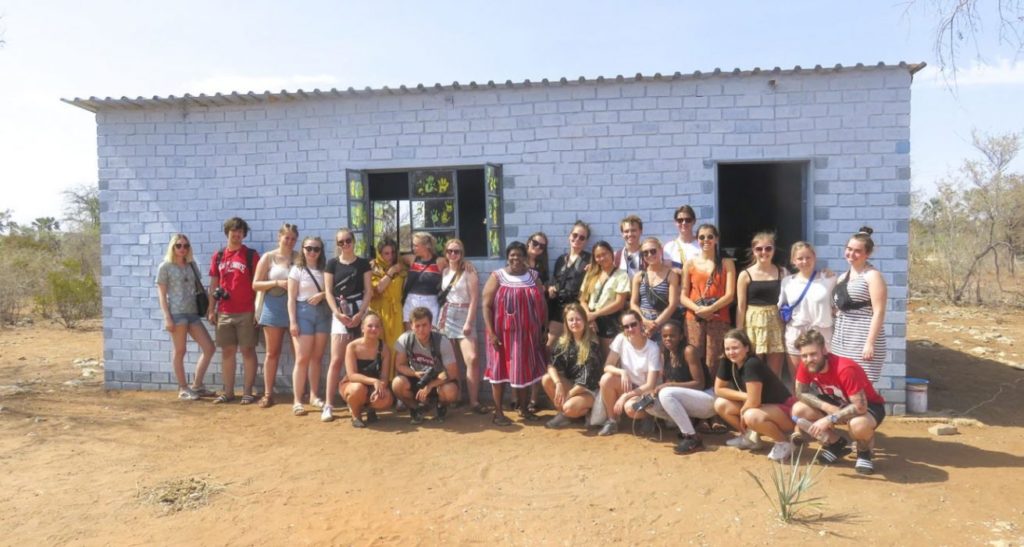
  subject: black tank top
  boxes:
[406,257,442,296]
[745,268,783,306]
[356,340,383,378]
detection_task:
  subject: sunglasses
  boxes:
[303,246,322,252]
[675,217,695,224]
[175,243,191,249]
[529,239,547,250]
[641,248,659,257]
[698,234,716,241]
[569,232,587,241]
[622,321,641,331]
[754,245,774,253]
[337,238,353,246]
[446,248,462,255]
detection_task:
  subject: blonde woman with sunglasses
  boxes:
[155,233,215,400]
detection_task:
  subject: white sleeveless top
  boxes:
[441,268,471,305]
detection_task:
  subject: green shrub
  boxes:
[36,259,101,328]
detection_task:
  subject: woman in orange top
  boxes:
[679,224,736,380]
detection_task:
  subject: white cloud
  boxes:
[919,59,1024,88]
[177,73,343,95]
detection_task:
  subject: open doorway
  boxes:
[717,162,807,263]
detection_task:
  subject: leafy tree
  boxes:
[31,217,61,233]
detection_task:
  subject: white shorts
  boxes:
[785,324,833,356]
[403,294,440,324]
[330,299,363,336]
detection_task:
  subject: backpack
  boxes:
[215,247,257,279]
[403,331,445,372]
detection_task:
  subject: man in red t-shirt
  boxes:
[207,217,260,405]
[791,329,886,475]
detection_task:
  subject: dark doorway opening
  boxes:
[456,168,486,257]
[717,162,806,264]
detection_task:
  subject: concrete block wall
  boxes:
[94,66,912,412]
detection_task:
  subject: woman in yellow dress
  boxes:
[369,238,406,379]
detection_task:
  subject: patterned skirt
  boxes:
[745,304,785,354]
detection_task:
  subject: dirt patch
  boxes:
[138,476,226,515]
[1,313,1023,545]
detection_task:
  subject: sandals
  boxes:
[191,386,217,398]
[239,394,257,406]
[527,401,540,414]
[696,419,729,435]
[492,414,513,426]
[518,411,541,422]
[292,403,307,416]
[212,394,235,405]
[470,403,490,415]
[257,395,274,409]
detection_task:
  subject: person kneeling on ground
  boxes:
[542,304,603,429]
[713,329,797,461]
[392,307,459,424]
[790,329,886,475]
[341,312,394,428]
[646,321,718,455]
[597,310,662,436]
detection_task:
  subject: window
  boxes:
[346,165,504,258]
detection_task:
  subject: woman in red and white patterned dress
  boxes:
[483,241,549,426]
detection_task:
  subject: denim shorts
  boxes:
[296,301,331,336]
[259,293,289,328]
[171,313,202,325]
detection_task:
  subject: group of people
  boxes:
[155,208,889,474]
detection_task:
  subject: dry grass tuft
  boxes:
[137,476,225,514]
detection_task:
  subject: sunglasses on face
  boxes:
[337,238,353,246]
[569,232,587,241]
[698,234,716,241]
[622,321,641,331]
[175,243,191,249]
[529,239,546,250]
[675,217,695,224]
[754,245,773,253]
[446,248,462,256]
[303,246,322,252]
[641,248,659,257]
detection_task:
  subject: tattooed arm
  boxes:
[794,381,841,415]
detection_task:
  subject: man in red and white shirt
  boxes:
[790,329,886,475]
[208,217,260,405]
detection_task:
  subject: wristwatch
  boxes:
[828,414,839,424]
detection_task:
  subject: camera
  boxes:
[632,393,656,412]
[213,287,230,301]
[415,367,444,391]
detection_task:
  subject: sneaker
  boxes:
[435,405,448,423]
[545,413,573,429]
[634,416,656,436]
[674,435,704,455]
[366,409,378,424]
[726,434,763,450]
[178,388,199,401]
[767,441,795,462]
[410,407,424,425]
[855,450,874,475]
[817,437,852,465]
[351,416,367,428]
[311,398,325,410]
[597,419,618,436]
[320,404,334,423]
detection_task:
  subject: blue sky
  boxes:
[1,0,1022,223]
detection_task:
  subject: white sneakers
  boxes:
[726,431,763,450]
[767,441,795,462]
[320,404,334,422]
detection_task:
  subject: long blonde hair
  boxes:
[163,233,194,264]
[554,303,596,367]
[580,240,614,304]
[444,238,466,275]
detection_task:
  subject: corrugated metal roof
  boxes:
[62,61,927,113]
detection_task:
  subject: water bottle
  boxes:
[793,416,830,443]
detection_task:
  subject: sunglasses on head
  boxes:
[337,238,353,246]
[303,246,322,252]
[175,243,191,249]
[675,217,695,224]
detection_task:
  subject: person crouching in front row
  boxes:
[541,304,603,429]
[790,329,886,475]
[392,307,460,424]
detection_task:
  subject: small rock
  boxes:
[18,356,26,361]
[63,380,83,387]
[33,416,46,423]
[971,347,988,355]
[81,369,97,378]
[929,424,958,436]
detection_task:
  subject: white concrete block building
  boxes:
[66,61,922,413]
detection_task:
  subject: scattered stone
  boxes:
[17,356,26,361]
[971,347,988,356]
[81,368,97,378]
[33,416,46,423]
[0,385,29,396]
[953,339,963,346]
[63,380,83,387]
[917,340,937,347]
[929,424,959,436]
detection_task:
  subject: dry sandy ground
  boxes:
[1,302,1023,546]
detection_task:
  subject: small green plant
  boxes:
[745,443,826,523]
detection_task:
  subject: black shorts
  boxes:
[867,402,886,426]
[594,313,621,339]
